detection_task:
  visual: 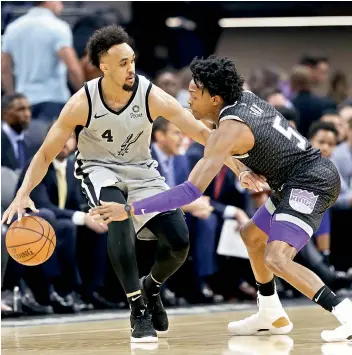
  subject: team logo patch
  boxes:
[132,105,140,113]
[289,189,319,215]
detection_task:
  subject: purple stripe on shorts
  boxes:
[252,204,273,236]
[268,217,310,252]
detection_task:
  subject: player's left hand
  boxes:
[239,170,267,192]
[89,201,129,224]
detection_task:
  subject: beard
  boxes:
[122,77,137,92]
[11,121,28,133]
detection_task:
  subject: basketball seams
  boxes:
[6,227,43,247]
[6,227,55,248]
[28,215,44,237]
[44,224,55,261]
[20,233,50,264]
[7,216,56,248]
[6,216,56,266]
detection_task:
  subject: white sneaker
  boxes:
[321,322,352,343]
[321,299,352,342]
[228,293,293,336]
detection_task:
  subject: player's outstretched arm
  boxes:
[1,90,88,224]
[148,85,210,146]
[147,85,266,186]
[90,121,242,223]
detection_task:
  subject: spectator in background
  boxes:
[155,69,181,99]
[290,65,336,137]
[261,87,295,115]
[262,87,288,107]
[299,54,329,87]
[151,118,221,302]
[1,93,31,171]
[308,122,339,264]
[16,133,112,310]
[1,1,84,122]
[247,67,281,98]
[340,106,352,126]
[339,106,352,140]
[331,118,352,210]
[186,141,256,300]
[154,68,190,153]
[176,66,192,108]
[320,111,346,143]
[275,105,300,129]
[328,71,349,107]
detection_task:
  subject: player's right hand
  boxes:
[239,171,267,192]
[1,194,39,224]
[84,214,108,234]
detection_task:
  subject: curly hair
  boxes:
[86,25,129,69]
[308,121,338,140]
[190,55,244,104]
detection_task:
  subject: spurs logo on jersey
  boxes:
[118,131,144,156]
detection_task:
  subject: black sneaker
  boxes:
[140,276,169,332]
[130,309,158,343]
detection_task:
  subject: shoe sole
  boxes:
[228,322,293,335]
[130,336,158,343]
[321,332,352,342]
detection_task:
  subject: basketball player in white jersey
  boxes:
[2,25,265,342]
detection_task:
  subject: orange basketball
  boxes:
[6,216,56,266]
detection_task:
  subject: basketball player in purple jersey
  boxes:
[91,56,352,342]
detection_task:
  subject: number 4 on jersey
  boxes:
[272,115,306,151]
[102,129,113,142]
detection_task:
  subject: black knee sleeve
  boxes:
[146,209,190,283]
[148,209,190,249]
[100,186,140,294]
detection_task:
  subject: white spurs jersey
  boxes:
[75,74,154,169]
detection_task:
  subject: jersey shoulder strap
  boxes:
[135,74,153,123]
[83,77,101,128]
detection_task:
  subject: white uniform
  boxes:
[74,74,169,240]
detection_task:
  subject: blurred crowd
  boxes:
[1,1,352,318]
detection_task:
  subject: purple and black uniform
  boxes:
[133,90,340,251]
[219,91,340,251]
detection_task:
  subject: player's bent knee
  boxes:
[172,245,189,264]
[163,210,190,250]
[264,242,293,274]
[172,224,190,251]
[264,250,287,274]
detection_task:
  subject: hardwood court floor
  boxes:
[2,305,352,355]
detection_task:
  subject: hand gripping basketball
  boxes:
[1,193,39,225]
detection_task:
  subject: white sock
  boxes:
[332,298,352,325]
[258,291,282,308]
